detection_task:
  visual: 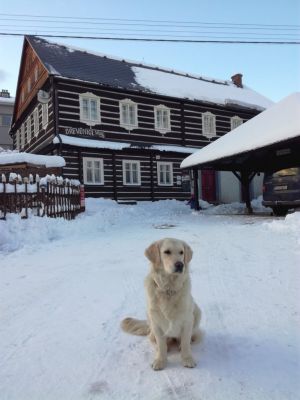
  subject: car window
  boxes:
[273,168,299,177]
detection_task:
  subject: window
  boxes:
[154,105,170,133]
[79,92,100,126]
[20,124,25,148]
[231,116,243,130]
[27,77,31,93]
[122,160,141,185]
[83,157,104,185]
[26,117,31,142]
[202,112,216,138]
[0,114,12,126]
[33,108,39,136]
[157,162,173,186]
[119,99,138,130]
[42,103,48,128]
[34,66,38,82]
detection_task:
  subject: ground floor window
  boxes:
[157,162,173,185]
[83,157,104,185]
[122,160,141,185]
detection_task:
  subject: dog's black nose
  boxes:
[174,261,184,273]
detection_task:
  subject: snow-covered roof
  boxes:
[0,96,15,105]
[181,92,300,169]
[27,36,273,111]
[132,67,272,111]
[53,134,198,154]
[0,151,65,168]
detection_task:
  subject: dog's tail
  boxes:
[121,317,150,336]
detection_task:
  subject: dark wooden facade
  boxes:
[10,36,263,202]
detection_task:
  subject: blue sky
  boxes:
[0,0,299,102]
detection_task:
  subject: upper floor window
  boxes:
[231,116,243,130]
[122,160,141,185]
[154,105,170,134]
[157,162,173,186]
[42,103,48,128]
[79,92,100,126]
[26,117,31,142]
[33,108,39,136]
[119,99,138,130]
[83,157,104,185]
[16,130,20,150]
[202,112,216,138]
[20,124,25,148]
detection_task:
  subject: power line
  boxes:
[0,13,299,28]
[1,32,299,44]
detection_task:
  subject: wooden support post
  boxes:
[240,171,253,214]
[193,168,200,211]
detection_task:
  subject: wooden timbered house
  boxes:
[10,36,273,202]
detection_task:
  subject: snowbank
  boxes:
[199,195,271,215]
[0,150,65,168]
[0,198,189,253]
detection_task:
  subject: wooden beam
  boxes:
[193,168,200,211]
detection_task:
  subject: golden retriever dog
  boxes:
[121,238,201,370]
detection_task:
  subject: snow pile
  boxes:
[0,198,189,253]
[199,195,271,214]
[0,150,65,168]
[266,211,300,244]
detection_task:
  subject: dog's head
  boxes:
[145,238,193,274]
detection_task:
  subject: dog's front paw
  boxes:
[152,358,166,370]
[182,356,196,368]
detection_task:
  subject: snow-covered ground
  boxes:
[0,199,299,400]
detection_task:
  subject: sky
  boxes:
[0,0,299,103]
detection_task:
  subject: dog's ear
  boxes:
[183,241,193,264]
[145,240,161,266]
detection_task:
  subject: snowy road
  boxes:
[0,199,299,400]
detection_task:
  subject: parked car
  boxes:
[262,167,300,216]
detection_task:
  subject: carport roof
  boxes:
[181,92,300,171]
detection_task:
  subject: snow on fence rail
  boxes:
[0,173,82,220]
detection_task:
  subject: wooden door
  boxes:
[201,169,216,202]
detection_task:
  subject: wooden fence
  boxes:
[0,174,82,220]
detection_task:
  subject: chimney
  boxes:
[0,89,10,98]
[231,73,243,88]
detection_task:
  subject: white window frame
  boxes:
[26,117,31,142]
[79,92,101,126]
[119,99,138,130]
[231,115,243,130]
[42,103,48,128]
[202,111,216,139]
[154,105,171,134]
[157,161,173,186]
[20,124,25,148]
[33,108,39,137]
[122,160,141,186]
[16,130,20,150]
[83,157,104,185]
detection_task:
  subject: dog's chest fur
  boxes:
[146,272,192,337]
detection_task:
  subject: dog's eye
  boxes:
[164,250,171,255]
[179,251,184,255]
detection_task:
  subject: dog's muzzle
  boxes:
[174,261,184,273]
